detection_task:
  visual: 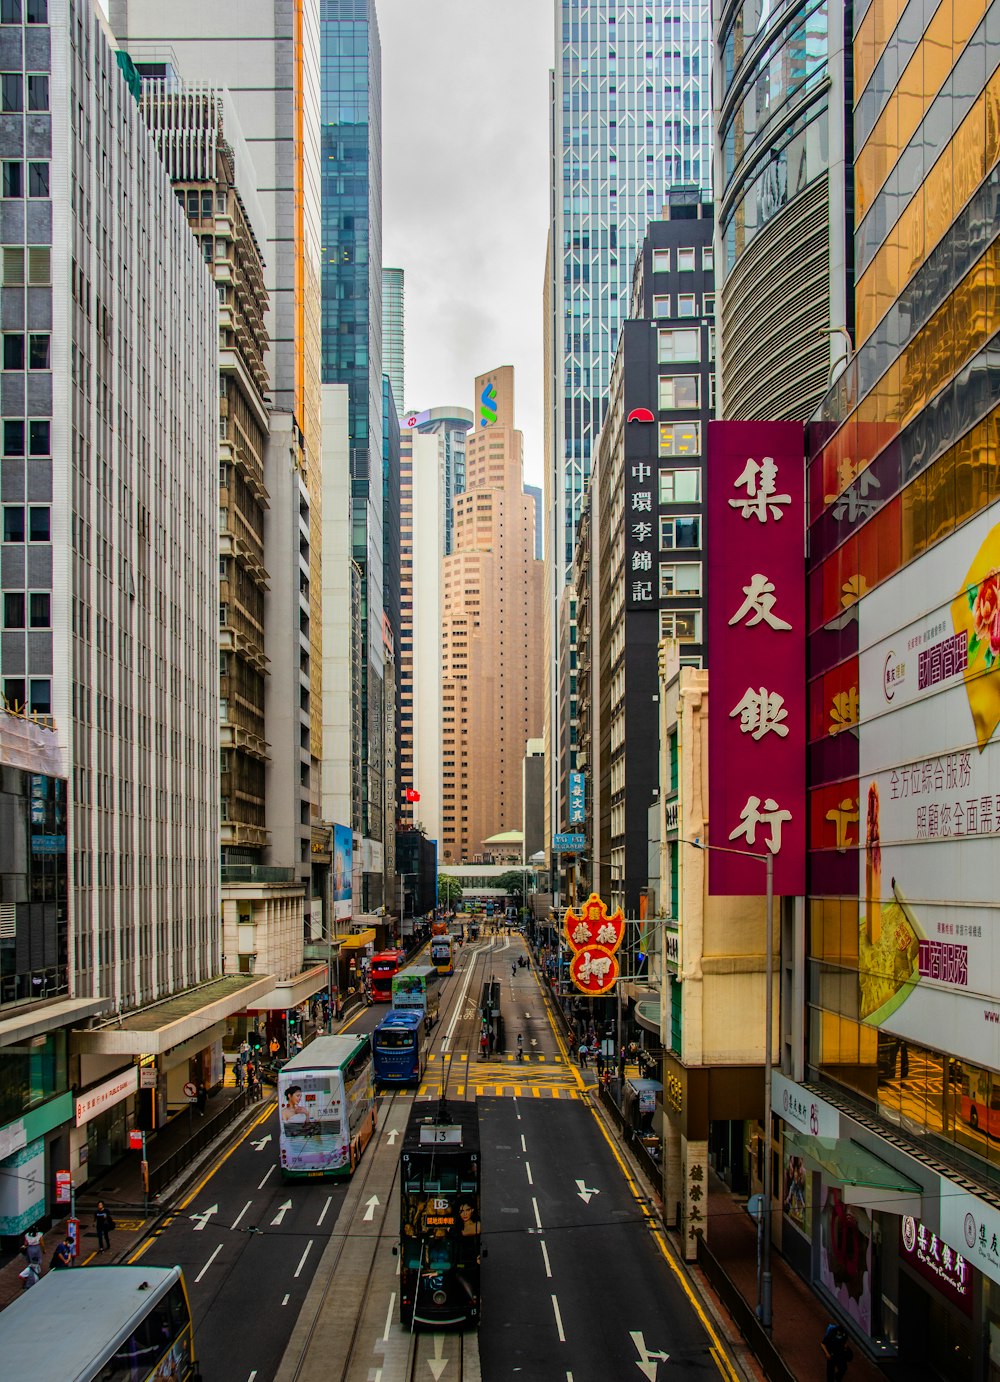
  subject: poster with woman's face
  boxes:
[782,1146,810,1231]
[819,1180,872,1334]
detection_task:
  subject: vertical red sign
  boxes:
[707,421,805,895]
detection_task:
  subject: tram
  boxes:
[398,1100,481,1328]
[430,931,453,976]
[373,1009,429,1086]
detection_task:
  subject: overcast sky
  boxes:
[381,1,554,484]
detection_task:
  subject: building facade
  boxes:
[545,0,712,850]
[382,264,403,411]
[440,368,543,864]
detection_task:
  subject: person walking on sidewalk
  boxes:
[821,1322,853,1381]
[23,1226,43,1270]
[94,1200,114,1253]
[516,1033,524,1062]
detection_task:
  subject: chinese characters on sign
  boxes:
[708,422,805,894]
[568,770,586,825]
[624,403,659,609]
[563,893,625,995]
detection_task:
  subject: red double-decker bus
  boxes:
[370,949,405,1001]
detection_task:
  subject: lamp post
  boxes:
[680,836,775,1332]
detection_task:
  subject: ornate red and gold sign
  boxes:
[563,892,624,995]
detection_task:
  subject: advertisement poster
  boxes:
[333,824,353,923]
[819,1179,872,1334]
[858,509,1000,1069]
[707,421,805,895]
[277,1069,345,1173]
[782,1140,811,1234]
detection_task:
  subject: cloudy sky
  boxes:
[381,1,554,483]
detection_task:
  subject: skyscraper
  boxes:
[545,0,712,840]
[382,265,404,411]
[440,368,543,864]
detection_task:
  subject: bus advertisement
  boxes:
[370,949,405,1001]
[278,1034,376,1178]
[392,964,440,1028]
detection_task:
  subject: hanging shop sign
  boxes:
[564,892,625,995]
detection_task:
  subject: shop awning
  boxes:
[71,973,275,1057]
[247,964,328,1011]
[333,929,376,950]
[0,996,110,1048]
[635,997,661,1034]
[785,1128,923,1215]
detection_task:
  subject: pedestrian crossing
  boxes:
[426,1051,564,1066]
[416,1082,583,1101]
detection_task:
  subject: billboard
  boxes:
[333,824,353,922]
[707,422,806,894]
[857,508,1000,1067]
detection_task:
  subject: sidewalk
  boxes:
[0,1067,272,1311]
[705,1175,887,1382]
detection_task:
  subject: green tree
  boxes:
[437,874,463,908]
[494,870,528,901]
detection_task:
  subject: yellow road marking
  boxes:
[128,1098,275,1265]
[588,1105,740,1382]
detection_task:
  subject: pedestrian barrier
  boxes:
[147,1090,250,1199]
[695,1235,796,1382]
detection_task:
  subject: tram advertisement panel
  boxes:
[278,1070,346,1173]
[401,1192,481,1264]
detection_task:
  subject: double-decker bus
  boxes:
[430,931,453,976]
[392,964,440,1028]
[399,1100,481,1328]
[373,1009,430,1086]
[0,1264,200,1382]
[370,948,405,1001]
[278,1033,377,1179]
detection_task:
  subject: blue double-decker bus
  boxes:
[373,1009,429,1087]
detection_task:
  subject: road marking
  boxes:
[575,1179,599,1205]
[520,1134,527,1152]
[282,1293,290,1306]
[428,1333,447,1380]
[248,1373,257,1381]
[441,950,479,1050]
[258,1164,276,1190]
[363,1194,380,1222]
[386,1128,399,1144]
[532,1196,542,1230]
[189,1204,218,1232]
[293,1239,313,1278]
[195,1243,223,1282]
[631,1330,670,1379]
[383,1292,396,1341]
[540,1238,552,1278]
[525,1161,534,1186]
[587,1105,741,1382]
[551,1294,566,1343]
[316,1195,333,1227]
[250,1133,272,1151]
[231,1200,253,1230]
[270,1199,292,1226]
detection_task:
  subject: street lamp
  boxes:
[680,836,775,1332]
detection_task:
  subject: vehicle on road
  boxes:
[370,948,406,1001]
[430,931,454,976]
[278,1033,377,1179]
[392,963,440,1027]
[399,1099,481,1328]
[0,1263,201,1382]
[373,1008,430,1086]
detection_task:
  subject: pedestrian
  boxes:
[52,1237,73,1269]
[196,1081,207,1117]
[23,1225,43,1269]
[516,1033,524,1062]
[239,1038,250,1062]
[511,963,517,979]
[479,1030,488,1061]
[821,1322,853,1382]
[234,1058,244,1092]
[578,1042,588,1069]
[18,1262,40,1291]
[94,1200,114,1252]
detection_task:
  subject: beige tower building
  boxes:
[440,368,543,864]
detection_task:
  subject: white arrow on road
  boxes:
[530,1038,538,1047]
[428,1333,448,1380]
[270,1199,292,1226]
[189,1205,218,1232]
[362,1194,380,1222]
[630,1330,670,1379]
[250,1133,272,1151]
[575,1179,600,1204]
[386,1128,399,1145]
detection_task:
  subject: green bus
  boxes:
[392,964,440,1027]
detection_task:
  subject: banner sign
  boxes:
[568,771,586,825]
[563,892,624,995]
[707,421,805,894]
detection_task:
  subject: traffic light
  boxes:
[288,1011,298,1030]
[251,1030,263,1052]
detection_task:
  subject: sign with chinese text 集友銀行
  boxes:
[707,422,805,895]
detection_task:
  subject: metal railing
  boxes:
[147,1091,250,1200]
[696,1236,796,1382]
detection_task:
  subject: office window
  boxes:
[652,295,670,318]
[28,505,49,540]
[3,160,22,197]
[3,506,24,541]
[28,420,49,455]
[652,248,670,272]
[658,328,700,363]
[660,514,701,549]
[0,1,20,23]
[658,375,700,410]
[28,334,48,370]
[2,247,23,282]
[28,678,49,714]
[26,0,46,21]
[703,247,715,272]
[1,73,21,112]
[3,333,23,369]
[3,591,24,627]
[677,294,697,318]
[27,247,49,283]
[659,469,702,504]
[27,163,48,198]
[660,609,702,642]
[3,419,24,455]
[26,75,47,111]
[3,677,25,709]
[660,562,702,597]
[704,293,716,317]
[28,591,49,627]
[677,248,696,272]
[659,421,701,457]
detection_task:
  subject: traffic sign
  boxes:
[553,833,585,853]
[183,1081,197,1099]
